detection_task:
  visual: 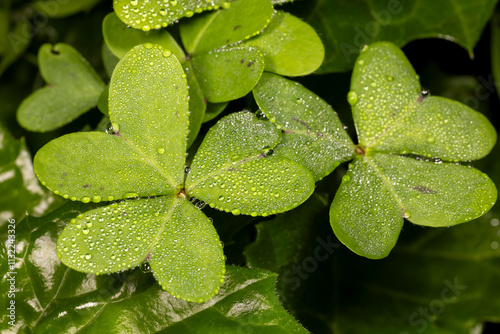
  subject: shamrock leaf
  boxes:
[34,43,315,302]
[113,0,232,32]
[0,202,308,332]
[17,43,105,132]
[254,42,497,259]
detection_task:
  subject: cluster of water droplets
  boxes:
[115,0,231,31]
[57,197,171,274]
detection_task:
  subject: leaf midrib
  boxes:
[120,135,180,191]
[185,152,266,191]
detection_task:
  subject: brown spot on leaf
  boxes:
[62,172,67,177]
[240,59,245,63]
[233,25,242,30]
[247,61,254,67]
[82,184,92,188]
[413,185,437,194]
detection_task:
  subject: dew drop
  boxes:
[123,193,139,199]
[106,122,119,134]
[140,262,151,273]
[403,210,411,219]
[347,91,358,106]
[82,197,90,203]
[427,137,435,144]
[144,43,153,49]
[163,49,172,57]
[92,196,101,203]
[231,209,241,215]
[85,253,92,260]
[342,174,350,183]
[157,148,165,154]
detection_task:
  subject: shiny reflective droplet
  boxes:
[85,253,92,260]
[106,122,119,134]
[342,174,350,183]
[82,197,90,203]
[140,262,151,273]
[157,148,165,154]
[163,49,172,57]
[427,137,435,144]
[231,209,241,215]
[347,91,358,106]
[403,210,411,219]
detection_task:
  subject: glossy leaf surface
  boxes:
[0,202,307,332]
[17,44,105,132]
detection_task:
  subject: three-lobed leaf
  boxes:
[17,43,105,132]
[328,42,498,259]
[0,202,307,332]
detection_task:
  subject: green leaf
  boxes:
[34,132,178,201]
[102,15,204,146]
[0,126,58,227]
[191,47,265,102]
[1,202,306,332]
[243,11,324,76]
[351,42,496,161]
[186,111,315,216]
[113,0,231,32]
[34,43,189,202]
[57,197,175,274]
[304,0,497,72]
[203,101,228,122]
[253,73,355,181]
[109,43,189,186]
[179,0,273,54]
[149,198,225,302]
[330,153,497,259]
[17,43,105,132]
[103,12,185,60]
[184,60,206,147]
[56,196,224,302]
